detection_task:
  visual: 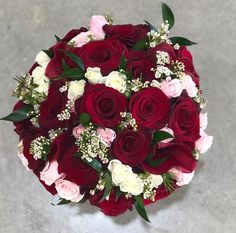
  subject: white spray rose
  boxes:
[149,174,163,188]
[105,71,127,93]
[67,80,86,100]
[120,176,144,196]
[85,67,103,84]
[35,51,51,68]
[32,66,49,94]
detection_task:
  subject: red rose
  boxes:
[61,27,88,42]
[89,191,133,216]
[45,41,70,79]
[58,146,99,188]
[111,128,151,166]
[79,84,127,128]
[169,96,200,143]
[103,24,149,48]
[39,81,75,130]
[127,51,156,81]
[144,184,179,206]
[129,87,170,130]
[74,38,126,75]
[141,143,197,174]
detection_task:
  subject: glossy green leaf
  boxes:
[42,49,53,59]
[62,59,70,71]
[83,158,102,172]
[147,153,169,167]
[169,37,197,46]
[55,68,84,80]
[162,3,175,29]
[79,113,91,127]
[61,50,85,71]
[132,39,147,50]
[54,34,61,42]
[144,20,157,31]
[101,172,112,202]
[119,52,127,70]
[152,130,173,145]
[0,105,33,122]
[134,195,150,222]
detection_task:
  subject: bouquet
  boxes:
[1,3,213,221]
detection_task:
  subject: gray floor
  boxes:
[0,0,235,232]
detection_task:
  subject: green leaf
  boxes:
[169,37,197,46]
[79,113,91,127]
[134,195,150,222]
[162,3,175,29]
[147,153,169,167]
[83,158,102,172]
[54,34,61,42]
[79,197,87,204]
[62,59,70,71]
[42,49,53,59]
[57,199,71,205]
[152,130,174,145]
[0,105,33,122]
[115,187,122,201]
[101,172,112,202]
[55,68,84,80]
[61,50,85,71]
[119,52,127,70]
[132,39,147,50]
[144,20,157,31]
[51,195,71,206]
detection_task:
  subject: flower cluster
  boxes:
[2,3,213,222]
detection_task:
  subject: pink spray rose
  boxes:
[169,168,195,186]
[72,124,85,139]
[160,77,183,98]
[40,160,65,186]
[70,31,93,47]
[90,15,108,40]
[55,179,84,202]
[17,140,30,171]
[195,130,213,153]
[200,112,208,130]
[184,75,198,97]
[97,127,116,147]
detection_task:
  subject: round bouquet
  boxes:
[1,3,213,221]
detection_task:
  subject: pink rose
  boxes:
[97,128,116,147]
[200,112,208,130]
[70,31,92,47]
[195,130,213,153]
[72,124,85,139]
[90,15,108,40]
[184,75,198,97]
[40,160,65,186]
[159,126,174,143]
[17,140,30,171]
[169,168,195,186]
[160,77,183,98]
[55,179,84,202]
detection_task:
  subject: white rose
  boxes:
[35,51,51,68]
[55,179,84,202]
[108,160,133,186]
[35,82,49,94]
[105,71,127,93]
[120,176,144,196]
[67,80,86,100]
[149,174,163,188]
[85,67,103,84]
[32,66,49,94]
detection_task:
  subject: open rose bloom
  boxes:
[1,3,213,222]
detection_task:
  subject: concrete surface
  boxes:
[0,0,235,232]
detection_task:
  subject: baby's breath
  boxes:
[29,136,50,160]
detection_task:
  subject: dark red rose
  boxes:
[22,136,46,173]
[74,38,126,75]
[169,96,200,143]
[103,24,149,48]
[61,27,88,42]
[89,190,133,216]
[39,81,75,130]
[58,146,99,188]
[79,84,127,128]
[144,184,178,206]
[13,101,41,138]
[175,46,193,62]
[129,87,170,130]
[112,128,151,166]
[141,143,197,174]
[45,41,70,79]
[127,51,156,81]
